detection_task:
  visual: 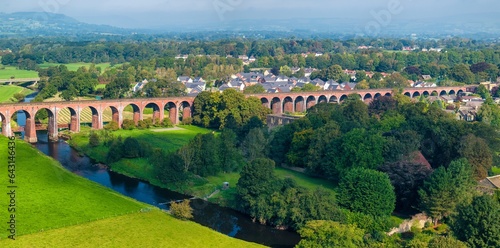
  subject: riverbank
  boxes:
[68,126,338,208]
[0,135,262,247]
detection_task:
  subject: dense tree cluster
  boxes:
[192,89,271,130]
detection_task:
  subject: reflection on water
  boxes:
[34,131,301,248]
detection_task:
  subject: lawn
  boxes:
[0,210,261,248]
[0,85,34,102]
[274,167,337,195]
[0,66,39,79]
[492,166,500,176]
[0,136,148,238]
[39,62,121,73]
[0,136,261,247]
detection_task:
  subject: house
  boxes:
[177,76,193,84]
[133,79,149,92]
[478,175,500,194]
[175,55,188,60]
[422,75,432,80]
[341,82,357,91]
[248,56,256,63]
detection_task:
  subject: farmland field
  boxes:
[39,62,121,72]
[0,85,34,102]
[0,66,39,79]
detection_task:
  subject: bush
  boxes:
[181,117,193,125]
[162,118,174,128]
[137,120,149,129]
[122,119,136,130]
[169,200,193,220]
[122,137,141,158]
[104,121,119,131]
[12,93,25,102]
[89,132,100,147]
[106,137,123,163]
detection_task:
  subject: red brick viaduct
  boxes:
[0,86,466,143]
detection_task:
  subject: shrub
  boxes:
[137,120,148,129]
[169,200,193,220]
[122,119,136,130]
[181,117,193,125]
[162,118,174,128]
[88,132,100,147]
[122,137,141,158]
[104,121,119,131]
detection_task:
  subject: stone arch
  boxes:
[144,102,161,124]
[449,90,456,95]
[404,92,411,98]
[431,90,438,96]
[440,90,448,96]
[165,102,177,125]
[329,95,339,103]
[283,96,294,113]
[180,101,192,121]
[0,112,10,137]
[80,106,102,130]
[261,97,270,108]
[457,90,464,96]
[422,91,430,97]
[374,93,382,99]
[412,92,421,98]
[364,93,373,101]
[123,103,141,125]
[35,108,58,141]
[318,95,328,104]
[306,96,316,109]
[384,93,392,97]
[58,107,79,132]
[339,95,348,103]
[295,96,305,112]
[271,97,282,114]
[13,109,35,142]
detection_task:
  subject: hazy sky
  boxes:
[3,0,498,28]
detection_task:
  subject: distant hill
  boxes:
[0,12,133,37]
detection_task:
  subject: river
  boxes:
[25,129,300,247]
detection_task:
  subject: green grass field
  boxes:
[0,85,34,102]
[39,62,121,73]
[0,66,39,80]
[492,166,500,176]
[0,136,147,238]
[1,210,261,248]
[0,136,261,247]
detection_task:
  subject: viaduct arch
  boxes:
[0,86,466,143]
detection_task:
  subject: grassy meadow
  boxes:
[0,136,262,247]
[492,166,500,176]
[39,62,120,72]
[0,85,34,103]
[1,210,261,248]
[0,66,39,80]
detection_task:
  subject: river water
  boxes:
[31,130,300,247]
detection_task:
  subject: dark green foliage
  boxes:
[122,119,136,130]
[181,117,193,125]
[103,77,131,99]
[450,195,500,248]
[379,161,432,212]
[338,168,396,217]
[122,137,141,158]
[218,129,244,172]
[458,134,493,180]
[153,150,187,184]
[88,132,100,147]
[241,128,267,161]
[418,159,475,223]
[106,137,123,163]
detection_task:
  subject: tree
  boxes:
[338,168,396,217]
[379,161,432,212]
[169,200,194,220]
[89,132,100,147]
[418,159,475,224]
[12,93,25,102]
[103,77,131,99]
[243,84,266,94]
[450,195,500,248]
[428,236,467,248]
[476,84,491,99]
[458,134,493,180]
[122,137,141,158]
[241,128,267,162]
[296,221,365,248]
[450,64,475,84]
[237,158,279,211]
